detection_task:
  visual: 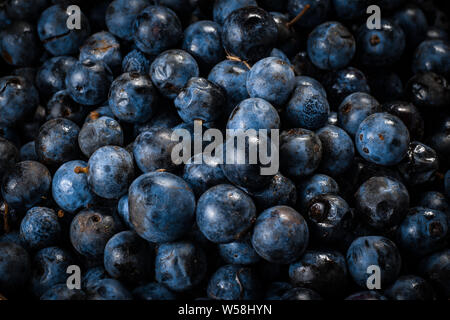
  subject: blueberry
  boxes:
[289,250,347,297]
[46,90,87,125]
[5,0,49,21]
[82,266,108,292]
[218,235,260,265]
[227,98,280,131]
[128,171,196,243]
[246,57,295,106]
[65,59,113,106]
[20,207,61,251]
[418,191,449,213]
[41,284,86,300]
[150,49,199,99]
[393,4,428,49]
[280,287,322,300]
[155,241,207,292]
[1,21,41,67]
[182,20,224,68]
[0,76,39,126]
[196,184,256,243]
[133,6,183,56]
[287,0,330,28]
[104,231,153,285]
[429,116,450,160]
[285,85,330,130]
[270,48,291,64]
[208,60,250,117]
[116,195,132,229]
[397,142,439,186]
[406,72,450,110]
[385,275,435,300]
[338,92,381,137]
[355,113,410,166]
[332,0,370,20]
[87,278,132,300]
[37,4,90,56]
[307,21,355,71]
[251,173,297,210]
[35,118,80,166]
[356,19,406,67]
[213,0,258,25]
[316,125,355,175]
[207,264,261,300]
[222,6,278,63]
[397,207,448,257]
[133,282,177,300]
[426,27,448,41]
[345,291,388,300]
[280,129,322,178]
[382,101,424,141]
[0,137,19,181]
[1,161,51,210]
[122,49,150,75]
[297,174,339,209]
[105,0,150,40]
[251,206,309,264]
[19,141,37,161]
[346,236,402,288]
[294,76,327,98]
[30,246,75,297]
[70,209,121,259]
[419,249,450,298]
[175,77,227,123]
[79,31,122,74]
[412,40,450,77]
[0,242,30,295]
[36,57,76,99]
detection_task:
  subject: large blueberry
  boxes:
[36,56,77,99]
[105,0,151,40]
[412,40,450,76]
[382,101,424,141]
[227,98,280,131]
[251,173,297,210]
[79,31,122,74]
[213,0,258,25]
[297,174,339,209]
[393,4,428,49]
[1,21,41,67]
[20,207,61,251]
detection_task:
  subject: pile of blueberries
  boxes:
[0,0,449,301]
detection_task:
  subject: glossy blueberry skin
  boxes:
[20,207,61,251]
[289,250,347,297]
[155,241,207,292]
[251,206,309,264]
[338,93,381,137]
[222,6,278,63]
[175,77,227,123]
[418,192,449,213]
[105,0,150,40]
[345,291,388,300]
[397,208,448,257]
[0,76,39,126]
[406,72,450,110]
[281,287,322,300]
[208,60,250,117]
[398,142,439,186]
[316,125,355,176]
[78,116,123,158]
[70,209,121,259]
[0,242,30,295]
[196,184,256,243]
[426,27,448,41]
[182,153,227,198]
[0,137,19,179]
[116,195,132,229]
[306,194,354,246]
[133,6,183,56]
[356,19,406,67]
[382,101,424,141]
[41,284,86,300]
[247,57,295,106]
[1,21,41,67]
[104,231,152,284]
[286,85,330,130]
[87,146,134,199]
[280,129,322,178]
[1,161,51,210]
[270,48,290,63]
[20,141,37,161]
[287,0,329,28]
[79,31,122,74]
[346,236,402,288]
[182,20,224,67]
[251,173,297,211]
[355,176,409,230]
[150,49,199,99]
[218,235,260,265]
[36,56,77,98]
[37,4,90,56]
[393,4,428,49]
[46,90,87,125]
[445,171,450,198]
[30,247,75,297]
[87,279,132,300]
[412,40,450,76]
[385,275,435,301]
[207,264,261,300]
[227,98,280,131]
[297,174,339,209]
[213,0,258,25]
[355,113,410,166]
[133,282,177,300]
[122,49,150,75]
[52,160,95,213]
[307,21,355,71]
[128,172,196,243]
[294,76,327,98]
[419,249,450,298]
[108,72,157,123]
[35,118,80,166]
[65,60,113,106]
[332,0,370,20]
[133,128,178,173]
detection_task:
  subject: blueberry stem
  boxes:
[286,4,311,28]
[74,166,89,174]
